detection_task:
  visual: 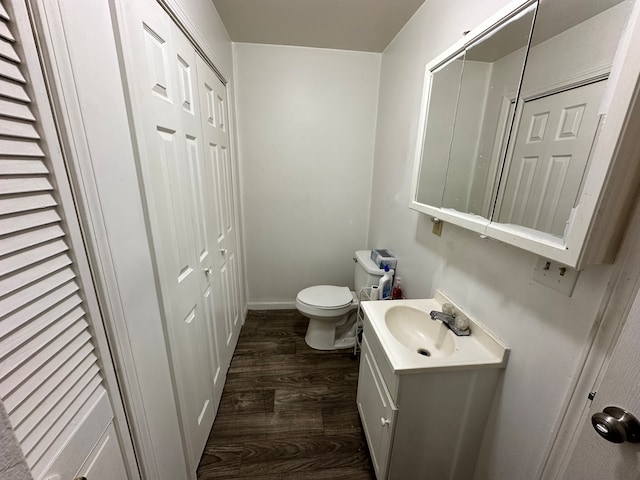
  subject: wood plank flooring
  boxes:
[196,310,375,479]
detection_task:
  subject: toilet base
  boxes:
[304,313,357,350]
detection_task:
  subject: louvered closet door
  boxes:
[0,2,128,479]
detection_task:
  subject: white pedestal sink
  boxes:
[356,290,509,479]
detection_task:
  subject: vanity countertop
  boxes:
[361,290,509,374]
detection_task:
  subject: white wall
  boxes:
[369,1,619,478]
[234,44,381,306]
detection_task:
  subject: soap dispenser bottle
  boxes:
[379,265,394,300]
[392,276,403,300]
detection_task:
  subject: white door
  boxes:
[76,424,128,480]
[0,1,134,478]
[559,286,640,478]
[196,56,242,369]
[118,0,216,470]
[498,80,606,236]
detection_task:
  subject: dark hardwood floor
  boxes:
[196,310,375,480]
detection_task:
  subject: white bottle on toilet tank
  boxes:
[378,265,394,300]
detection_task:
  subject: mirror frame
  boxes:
[410,0,640,268]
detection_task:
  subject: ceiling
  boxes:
[211,0,426,53]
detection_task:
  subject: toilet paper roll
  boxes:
[369,285,379,300]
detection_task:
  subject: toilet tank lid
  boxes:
[297,285,353,308]
[355,250,386,275]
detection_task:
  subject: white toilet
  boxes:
[296,250,385,350]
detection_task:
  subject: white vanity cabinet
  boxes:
[357,310,506,480]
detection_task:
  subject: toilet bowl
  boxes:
[296,250,386,350]
[296,286,359,350]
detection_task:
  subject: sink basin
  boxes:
[361,293,509,373]
[384,305,456,358]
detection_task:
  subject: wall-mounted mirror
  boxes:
[444,5,535,218]
[495,0,631,237]
[411,0,638,267]
[414,1,536,222]
[415,52,464,208]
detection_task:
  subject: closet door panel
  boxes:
[196,55,242,369]
[117,0,244,472]
[119,0,219,471]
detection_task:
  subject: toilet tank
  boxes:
[354,250,385,292]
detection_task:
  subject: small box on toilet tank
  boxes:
[370,249,397,270]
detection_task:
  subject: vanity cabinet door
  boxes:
[357,335,398,479]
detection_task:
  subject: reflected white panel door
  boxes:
[196,56,241,368]
[119,0,215,470]
[498,80,606,236]
[560,286,640,479]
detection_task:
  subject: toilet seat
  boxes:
[296,286,359,350]
[296,285,353,310]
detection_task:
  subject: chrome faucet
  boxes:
[430,309,470,336]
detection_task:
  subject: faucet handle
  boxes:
[454,313,469,331]
[442,303,455,315]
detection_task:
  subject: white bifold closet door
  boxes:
[0,1,131,479]
[116,0,243,472]
[196,55,242,367]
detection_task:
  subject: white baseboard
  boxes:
[247,301,297,310]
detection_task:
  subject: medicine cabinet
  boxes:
[410,0,640,267]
